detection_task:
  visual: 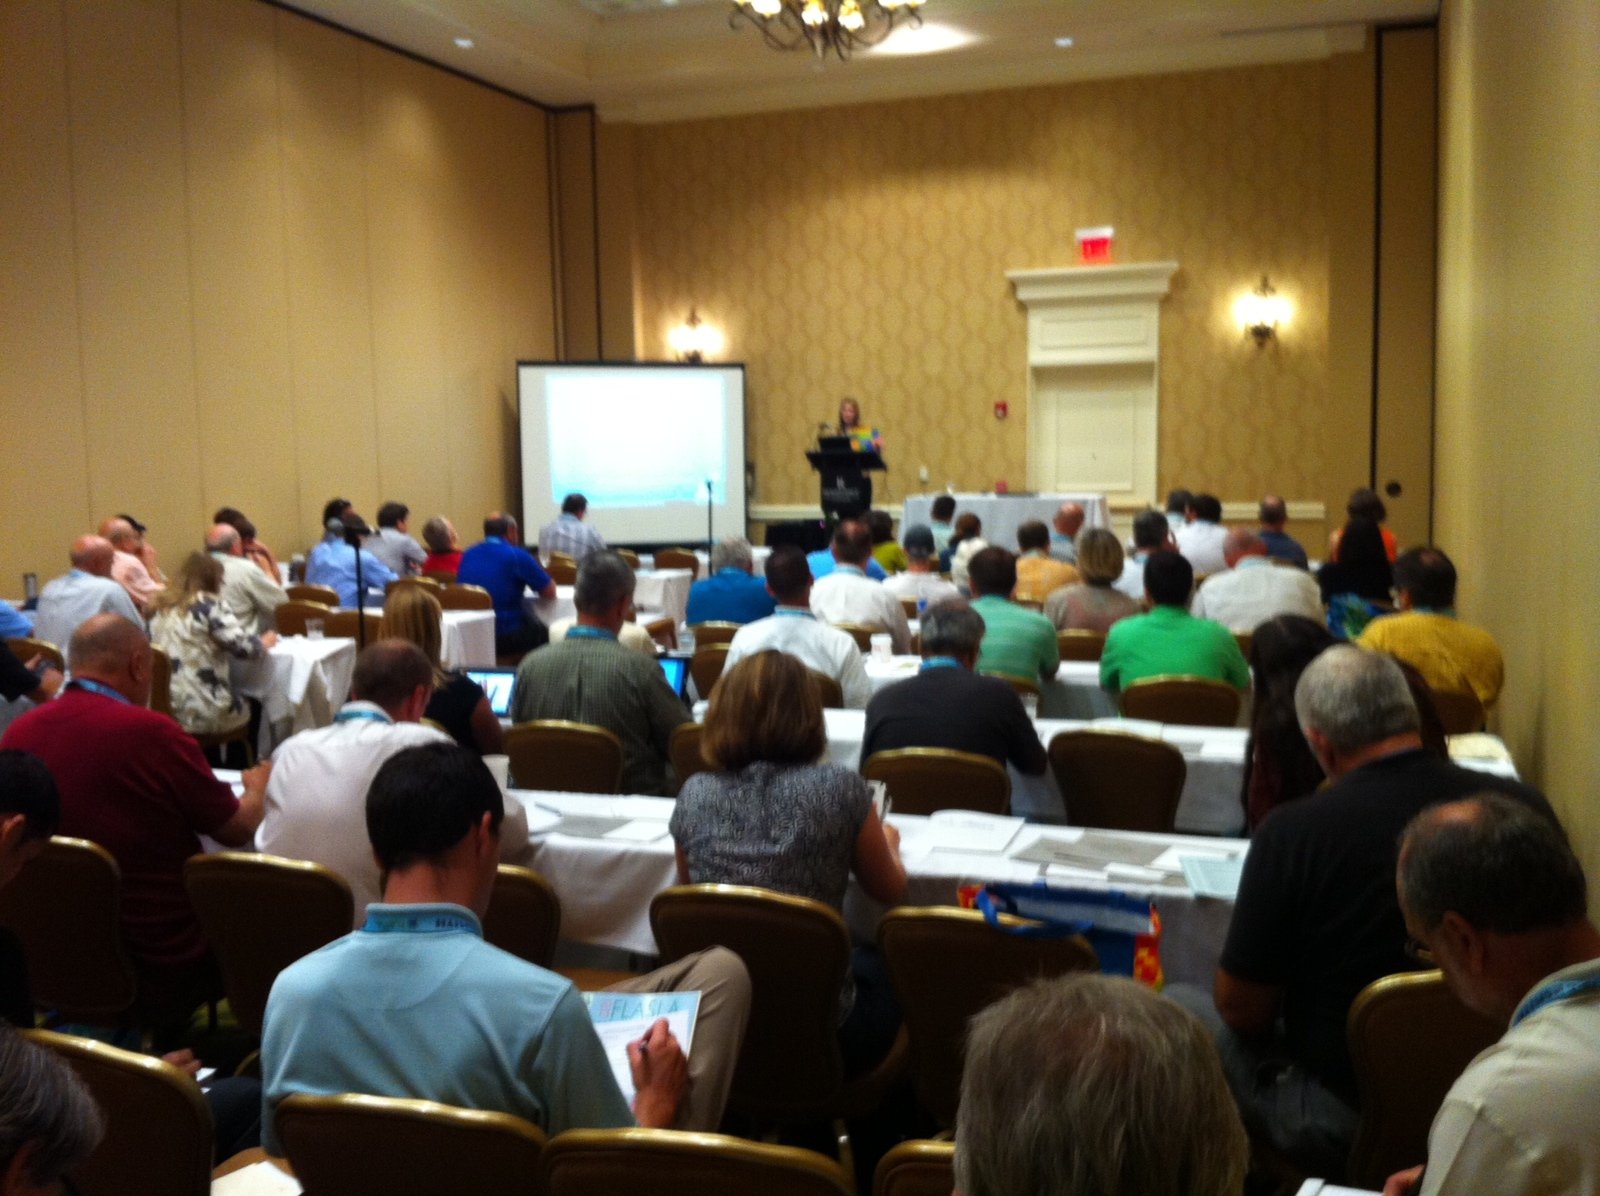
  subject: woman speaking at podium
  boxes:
[835,397,882,453]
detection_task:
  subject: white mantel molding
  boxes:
[1006,261,1180,308]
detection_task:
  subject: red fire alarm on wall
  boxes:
[994,400,1008,420]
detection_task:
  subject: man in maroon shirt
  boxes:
[0,615,268,1035]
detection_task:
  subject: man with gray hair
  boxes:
[0,1025,104,1189]
[1186,646,1551,1176]
[1189,526,1322,631]
[512,552,690,794]
[684,537,775,626]
[957,974,1248,1196]
[206,522,287,636]
[32,535,142,648]
[860,599,1046,774]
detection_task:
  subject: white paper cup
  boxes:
[870,633,893,660]
[483,754,511,794]
[305,618,324,640]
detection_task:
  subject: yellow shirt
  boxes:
[1359,611,1505,708]
[1014,552,1080,605]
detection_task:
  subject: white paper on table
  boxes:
[929,855,1045,883]
[1180,854,1247,899]
[1149,844,1234,872]
[1295,1182,1381,1196]
[1104,862,1171,884]
[603,820,671,843]
[211,1160,304,1195]
[868,780,888,818]
[1199,738,1244,761]
[587,1009,696,1104]
[923,810,1026,853]
[1044,863,1115,884]
[1091,717,1167,739]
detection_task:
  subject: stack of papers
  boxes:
[920,810,1026,854]
[584,991,700,1104]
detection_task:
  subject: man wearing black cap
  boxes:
[883,525,959,609]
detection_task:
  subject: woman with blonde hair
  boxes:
[669,649,906,1073]
[378,586,504,755]
[1043,528,1141,633]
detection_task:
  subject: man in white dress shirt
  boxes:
[810,521,912,653]
[725,547,870,709]
[32,536,143,648]
[206,523,287,636]
[882,526,960,609]
[1190,529,1323,632]
[1174,493,1230,577]
[258,640,529,925]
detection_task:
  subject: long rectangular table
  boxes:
[902,492,1110,548]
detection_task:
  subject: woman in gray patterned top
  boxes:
[670,649,906,1073]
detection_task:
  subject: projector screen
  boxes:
[518,362,747,545]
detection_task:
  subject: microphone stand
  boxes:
[342,524,369,650]
[705,479,714,556]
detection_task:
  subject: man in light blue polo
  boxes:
[32,536,142,648]
[305,503,398,609]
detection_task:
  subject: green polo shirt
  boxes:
[971,595,1060,682]
[1099,604,1250,694]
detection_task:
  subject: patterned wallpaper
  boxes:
[629,60,1363,520]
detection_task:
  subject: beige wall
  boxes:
[0,0,555,584]
[1436,0,1600,873]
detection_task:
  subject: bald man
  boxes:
[1049,502,1086,565]
[1,615,268,1037]
[99,517,164,614]
[206,523,287,636]
[1189,527,1323,632]
[31,536,143,649]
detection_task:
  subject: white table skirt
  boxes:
[902,492,1110,549]
[441,609,495,669]
[233,636,356,753]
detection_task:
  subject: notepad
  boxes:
[922,810,1025,853]
[1013,831,1168,870]
[211,1159,303,1195]
[1179,853,1247,899]
[584,991,701,1104]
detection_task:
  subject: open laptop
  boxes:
[657,653,692,703]
[465,668,518,718]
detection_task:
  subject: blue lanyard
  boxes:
[335,708,391,726]
[565,625,616,641]
[774,607,814,619]
[363,908,480,936]
[921,656,963,671]
[1512,974,1600,1027]
[70,679,131,705]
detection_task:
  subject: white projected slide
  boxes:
[519,363,747,545]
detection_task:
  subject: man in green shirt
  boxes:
[967,547,1060,683]
[1100,552,1250,694]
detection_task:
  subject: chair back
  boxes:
[5,636,65,671]
[873,1140,957,1196]
[440,583,494,611]
[899,597,919,620]
[287,583,339,606]
[327,609,381,642]
[386,575,442,595]
[541,1128,854,1196]
[654,548,701,578]
[1346,969,1503,1187]
[422,568,457,584]
[650,885,852,1120]
[690,643,732,697]
[0,837,137,1022]
[504,720,624,793]
[808,669,845,710]
[1233,630,1253,660]
[877,908,1096,1126]
[276,1093,547,1196]
[24,1029,212,1196]
[481,865,562,969]
[148,644,173,717]
[616,548,641,569]
[1055,629,1105,661]
[1429,688,1487,735]
[984,671,1039,699]
[1120,675,1242,727]
[183,852,354,1037]
[642,615,678,650]
[274,599,336,637]
[1046,730,1188,833]
[862,748,1011,816]
[687,621,741,646]
[833,623,876,651]
[669,723,709,791]
[547,558,578,585]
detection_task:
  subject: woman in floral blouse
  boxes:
[149,552,276,736]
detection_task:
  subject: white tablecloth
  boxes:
[866,657,1120,720]
[233,636,357,753]
[441,610,495,669]
[530,588,670,636]
[902,492,1110,548]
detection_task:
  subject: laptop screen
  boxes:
[465,668,517,718]
[657,654,690,700]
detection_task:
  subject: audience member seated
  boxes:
[1359,547,1504,710]
[511,553,689,794]
[0,647,61,726]
[206,523,287,636]
[1330,487,1399,562]
[671,651,906,1073]
[379,589,505,756]
[1174,492,1229,577]
[0,1024,104,1188]
[1100,553,1248,696]
[881,525,960,609]
[548,615,658,656]
[0,615,267,1039]
[366,501,426,577]
[1385,795,1600,1196]
[260,742,750,1138]
[956,974,1248,1196]
[1013,521,1079,604]
[968,548,1060,683]
[1165,487,1193,536]
[1190,528,1324,632]
[684,537,776,626]
[1239,614,1335,831]
[725,547,870,710]
[1114,509,1176,600]
[927,493,957,553]
[807,534,888,581]
[100,516,165,615]
[1175,647,1553,1177]
[810,521,912,653]
[861,600,1047,776]
[213,505,280,582]
[538,492,607,562]
[1257,494,1309,569]
[867,509,908,575]
[1044,528,1141,634]
[942,513,988,592]
[420,515,463,576]
[305,503,398,610]
[1049,501,1086,564]
[261,640,523,923]
[149,552,275,739]
[0,585,30,640]
[33,536,141,649]
[1316,516,1394,639]
[456,512,555,658]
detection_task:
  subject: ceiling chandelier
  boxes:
[730,0,927,62]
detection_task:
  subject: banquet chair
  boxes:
[833,623,877,652]
[192,723,255,768]
[422,568,457,585]
[547,557,578,585]
[541,1128,854,1196]
[1346,970,1502,1188]
[183,853,354,1037]
[643,615,679,649]
[148,644,174,717]
[616,548,641,569]
[23,1029,213,1196]
[504,720,624,793]
[669,723,709,792]
[5,635,65,671]
[440,583,494,611]
[862,748,1010,816]
[690,643,731,697]
[1056,629,1105,662]
[1014,599,1043,612]
[877,908,1097,1127]
[276,1093,547,1196]
[1428,688,1487,735]
[899,597,919,620]
[985,672,1039,700]
[649,885,905,1132]
[654,548,701,578]
[481,865,562,969]
[386,575,442,595]
[808,669,845,710]
[327,609,381,642]
[1046,730,1187,833]
[1233,630,1253,661]
[686,621,741,647]
[1119,675,1243,727]
[286,583,339,606]
[873,1140,956,1196]
[274,599,335,637]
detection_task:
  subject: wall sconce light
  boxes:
[1235,275,1290,348]
[668,308,723,363]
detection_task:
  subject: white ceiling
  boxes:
[280,0,1438,122]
